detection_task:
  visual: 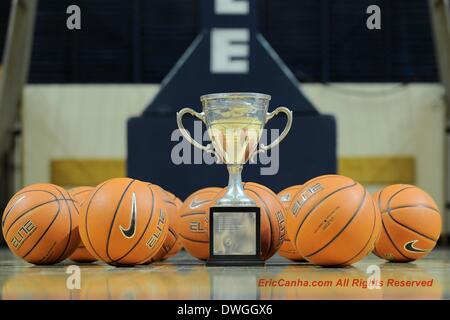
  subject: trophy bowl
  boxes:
[177,92,292,207]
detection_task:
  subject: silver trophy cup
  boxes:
[177,93,292,265]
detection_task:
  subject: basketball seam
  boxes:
[2,190,58,227]
[380,216,413,261]
[69,188,93,207]
[180,211,211,218]
[294,182,357,248]
[248,182,288,225]
[113,184,157,264]
[377,187,384,214]
[72,200,80,216]
[84,180,112,261]
[178,233,209,244]
[249,182,288,244]
[161,244,170,254]
[373,245,381,258]
[105,179,136,262]
[375,189,390,259]
[37,247,55,264]
[51,186,74,263]
[164,230,177,248]
[386,185,414,210]
[4,199,61,237]
[137,184,170,264]
[166,192,176,201]
[136,186,167,265]
[385,211,438,242]
[13,188,60,198]
[244,184,274,259]
[289,175,344,207]
[70,189,93,197]
[245,182,274,194]
[189,189,222,200]
[164,200,177,207]
[278,185,303,195]
[305,188,367,258]
[22,202,61,260]
[169,227,179,241]
[381,204,439,214]
[339,195,378,265]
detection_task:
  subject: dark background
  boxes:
[0,0,440,84]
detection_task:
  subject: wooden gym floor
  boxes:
[0,248,449,300]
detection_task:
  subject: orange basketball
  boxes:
[142,185,183,263]
[179,187,222,260]
[68,186,97,263]
[79,178,169,266]
[166,191,183,211]
[277,185,305,261]
[372,184,441,262]
[2,183,80,265]
[239,182,287,260]
[162,189,184,260]
[286,175,381,266]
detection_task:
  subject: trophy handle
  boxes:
[252,106,293,159]
[176,107,216,155]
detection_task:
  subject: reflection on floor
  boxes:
[0,248,449,300]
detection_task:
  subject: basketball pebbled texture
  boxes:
[79,178,169,266]
[68,186,97,263]
[142,184,183,263]
[179,187,222,261]
[277,185,305,261]
[372,184,441,262]
[241,182,287,261]
[286,175,381,266]
[2,183,80,265]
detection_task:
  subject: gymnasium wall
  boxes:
[0,0,439,84]
[22,83,447,233]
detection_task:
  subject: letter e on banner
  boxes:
[211,29,250,74]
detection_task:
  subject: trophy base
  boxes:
[207,206,263,267]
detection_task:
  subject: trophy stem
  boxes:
[215,165,256,207]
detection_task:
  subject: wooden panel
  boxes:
[339,156,415,184]
[51,159,125,187]
[51,156,415,188]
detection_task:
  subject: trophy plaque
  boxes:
[177,93,292,266]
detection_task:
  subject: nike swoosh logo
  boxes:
[189,198,211,209]
[120,192,137,238]
[404,240,429,253]
[279,194,291,202]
